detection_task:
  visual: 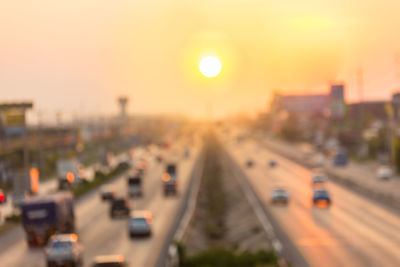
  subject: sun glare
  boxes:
[199,56,221,78]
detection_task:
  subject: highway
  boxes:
[0,145,201,267]
[225,139,400,267]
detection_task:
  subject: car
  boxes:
[246,159,254,168]
[162,164,178,196]
[270,188,289,205]
[377,165,392,180]
[333,151,348,166]
[156,155,163,163]
[183,148,190,159]
[127,175,143,197]
[311,173,327,186]
[128,210,152,237]
[92,255,127,267]
[268,160,277,168]
[45,234,84,267]
[110,198,130,218]
[118,161,131,169]
[100,185,116,201]
[312,189,331,207]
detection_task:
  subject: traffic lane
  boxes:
[227,142,400,267]
[0,146,199,267]
[240,143,400,266]
[0,149,156,267]
[245,143,400,265]
[81,147,200,267]
[233,146,359,267]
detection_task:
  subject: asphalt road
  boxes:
[0,145,200,267]
[226,140,400,267]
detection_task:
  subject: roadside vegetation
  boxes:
[178,133,278,267]
[72,163,129,197]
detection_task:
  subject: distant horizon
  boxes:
[2,0,400,120]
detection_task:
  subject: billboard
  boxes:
[0,103,32,136]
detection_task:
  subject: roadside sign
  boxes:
[29,168,40,194]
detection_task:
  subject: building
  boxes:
[348,93,400,122]
[271,84,345,118]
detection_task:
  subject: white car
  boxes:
[377,165,392,180]
[270,188,290,205]
[129,210,152,237]
[45,234,84,267]
[311,173,327,185]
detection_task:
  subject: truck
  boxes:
[57,159,93,189]
[162,163,177,196]
[21,191,75,247]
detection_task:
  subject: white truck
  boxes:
[57,159,93,189]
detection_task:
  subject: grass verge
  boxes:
[72,164,129,197]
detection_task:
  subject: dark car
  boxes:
[333,151,348,166]
[246,159,254,168]
[268,160,277,168]
[110,198,130,218]
[100,185,116,201]
[312,189,331,207]
[127,176,143,197]
[162,164,178,196]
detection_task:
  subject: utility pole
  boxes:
[37,111,44,174]
[357,67,364,128]
[56,111,62,159]
[395,53,400,85]
[357,67,364,103]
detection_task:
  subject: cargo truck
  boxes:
[21,192,75,247]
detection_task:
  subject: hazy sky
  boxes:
[1,0,400,121]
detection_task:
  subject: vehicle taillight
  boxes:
[0,192,6,204]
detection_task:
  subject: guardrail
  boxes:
[155,148,205,267]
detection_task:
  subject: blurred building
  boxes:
[348,92,400,122]
[270,84,345,118]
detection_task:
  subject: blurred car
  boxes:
[333,150,348,166]
[117,160,131,169]
[92,255,127,267]
[156,155,163,163]
[183,148,190,159]
[162,164,178,196]
[110,198,130,218]
[377,165,392,180]
[246,159,254,168]
[312,189,331,207]
[270,188,289,205]
[100,185,116,201]
[127,174,143,197]
[45,234,84,267]
[268,160,277,168]
[137,159,148,176]
[311,173,327,186]
[129,210,152,237]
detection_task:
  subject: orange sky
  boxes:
[1,0,400,121]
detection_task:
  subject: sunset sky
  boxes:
[1,0,400,122]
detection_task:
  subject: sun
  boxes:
[199,56,221,78]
